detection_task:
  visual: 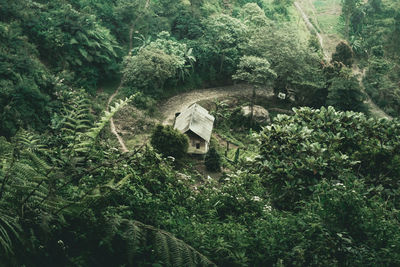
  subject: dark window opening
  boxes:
[196,143,200,149]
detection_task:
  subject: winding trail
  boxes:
[106,0,151,152]
[107,83,129,152]
[353,66,393,120]
[294,0,392,119]
[160,84,274,125]
[294,1,329,60]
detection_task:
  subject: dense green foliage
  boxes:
[0,21,54,138]
[332,41,354,67]
[1,0,400,266]
[258,106,400,210]
[150,125,189,160]
[123,32,195,94]
[327,68,366,112]
[205,147,221,172]
[2,105,400,266]
[344,0,400,116]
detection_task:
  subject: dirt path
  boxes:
[159,84,274,125]
[294,1,329,60]
[295,0,392,119]
[106,84,129,152]
[353,65,393,120]
[106,0,151,152]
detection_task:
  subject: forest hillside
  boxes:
[1,0,400,266]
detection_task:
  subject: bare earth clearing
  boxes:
[159,84,273,125]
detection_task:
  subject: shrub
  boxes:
[332,41,354,67]
[257,106,400,210]
[150,125,189,160]
[205,147,221,172]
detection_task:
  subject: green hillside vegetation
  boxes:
[344,0,400,116]
[1,0,400,266]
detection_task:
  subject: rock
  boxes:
[241,105,270,124]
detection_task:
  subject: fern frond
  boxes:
[74,94,137,153]
[137,220,215,267]
[87,94,136,140]
[0,210,21,255]
[101,215,214,266]
[182,243,195,266]
[155,231,171,266]
[59,90,92,147]
[24,151,51,173]
[14,130,46,153]
[167,232,183,267]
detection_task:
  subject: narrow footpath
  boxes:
[106,0,151,152]
[294,0,392,119]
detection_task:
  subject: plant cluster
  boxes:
[1,0,400,266]
[343,0,400,116]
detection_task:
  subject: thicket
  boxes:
[0,0,305,137]
[344,0,400,116]
[1,0,374,138]
[1,0,399,266]
[205,147,221,172]
[150,124,189,161]
[1,104,400,266]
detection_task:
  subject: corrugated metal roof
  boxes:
[174,103,215,143]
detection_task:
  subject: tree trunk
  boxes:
[345,13,350,40]
[220,54,225,73]
[250,86,256,128]
[129,25,134,55]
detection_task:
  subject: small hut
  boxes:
[174,103,215,155]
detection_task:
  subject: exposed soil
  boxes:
[106,84,129,152]
[294,1,329,60]
[159,84,274,125]
[353,65,393,120]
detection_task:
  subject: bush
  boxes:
[205,147,221,172]
[150,125,189,160]
[332,41,354,67]
[257,106,400,210]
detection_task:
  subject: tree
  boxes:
[341,0,362,38]
[363,56,400,116]
[123,48,180,93]
[331,41,354,67]
[0,22,53,138]
[327,68,366,112]
[240,3,270,28]
[25,2,120,91]
[150,125,189,160]
[243,24,325,98]
[203,14,246,75]
[233,56,277,125]
[114,0,152,46]
[123,32,195,93]
[205,147,221,172]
